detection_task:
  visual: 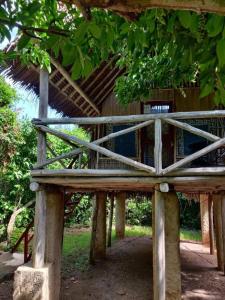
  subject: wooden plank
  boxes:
[51,57,100,115]
[33,120,154,170]
[32,110,225,125]
[164,118,220,142]
[162,137,225,175]
[36,125,155,174]
[154,119,162,175]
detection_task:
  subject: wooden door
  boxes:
[142,102,174,168]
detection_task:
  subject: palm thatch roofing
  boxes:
[4,55,123,117]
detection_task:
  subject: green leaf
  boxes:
[17,35,31,50]
[200,83,214,98]
[206,15,224,37]
[71,59,81,80]
[62,43,75,66]
[82,59,93,77]
[216,38,225,68]
[89,22,101,39]
[178,11,192,29]
[77,46,84,69]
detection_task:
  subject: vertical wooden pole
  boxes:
[45,190,64,300]
[221,193,225,274]
[213,193,224,272]
[154,119,162,175]
[164,191,181,300]
[153,187,165,300]
[208,195,214,255]
[115,192,126,239]
[200,193,210,246]
[90,192,107,261]
[107,193,114,247]
[33,69,49,268]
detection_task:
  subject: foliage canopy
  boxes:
[0,2,225,104]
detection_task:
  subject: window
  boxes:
[113,125,137,157]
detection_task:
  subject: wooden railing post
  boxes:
[33,69,49,268]
[154,119,162,175]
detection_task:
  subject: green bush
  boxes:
[65,195,92,227]
[126,197,152,226]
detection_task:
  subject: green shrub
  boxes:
[126,197,152,226]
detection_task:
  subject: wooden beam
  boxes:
[50,57,100,115]
[33,110,225,125]
[31,167,225,177]
[162,137,225,175]
[68,0,225,15]
[33,120,154,169]
[75,56,118,104]
[35,124,156,174]
[164,118,220,142]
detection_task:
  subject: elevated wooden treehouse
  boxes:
[6,58,225,300]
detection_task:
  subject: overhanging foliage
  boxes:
[0,1,225,104]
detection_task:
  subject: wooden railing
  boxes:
[11,220,34,263]
[32,110,225,177]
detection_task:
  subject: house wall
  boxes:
[101,88,215,116]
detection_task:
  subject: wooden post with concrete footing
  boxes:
[164,191,181,300]
[115,192,126,239]
[45,189,64,300]
[200,193,210,246]
[90,192,107,261]
[213,193,224,272]
[152,185,181,300]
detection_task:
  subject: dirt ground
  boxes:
[0,237,225,299]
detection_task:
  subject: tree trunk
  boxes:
[7,199,35,246]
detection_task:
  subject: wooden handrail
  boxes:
[32,110,225,125]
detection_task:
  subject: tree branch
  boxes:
[0,18,70,37]
[63,0,225,15]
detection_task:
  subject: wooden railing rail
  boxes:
[32,111,225,177]
[32,110,225,125]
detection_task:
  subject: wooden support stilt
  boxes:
[213,194,224,272]
[115,192,126,239]
[33,69,49,269]
[107,193,114,247]
[221,193,225,274]
[90,192,107,262]
[200,193,210,246]
[152,187,181,300]
[164,191,181,300]
[45,190,64,300]
[208,195,215,255]
[153,187,165,300]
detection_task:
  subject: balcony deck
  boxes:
[31,168,225,193]
[32,110,225,194]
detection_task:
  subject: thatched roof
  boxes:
[5,55,123,117]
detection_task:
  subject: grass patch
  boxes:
[8,225,201,274]
[180,229,201,241]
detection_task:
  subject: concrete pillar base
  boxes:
[13,264,52,300]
